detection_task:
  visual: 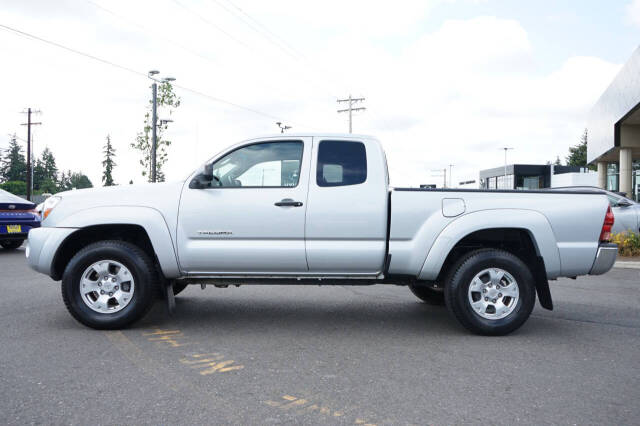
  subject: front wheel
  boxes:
[61,241,158,329]
[444,249,536,336]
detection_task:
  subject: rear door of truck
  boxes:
[304,137,388,274]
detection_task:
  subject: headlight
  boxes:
[42,196,61,220]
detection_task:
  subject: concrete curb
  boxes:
[613,261,640,269]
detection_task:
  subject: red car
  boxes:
[0,189,40,250]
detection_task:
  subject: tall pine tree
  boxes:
[0,135,27,183]
[102,135,116,186]
[33,147,58,191]
[566,129,588,167]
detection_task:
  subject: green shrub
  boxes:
[0,180,27,196]
[611,231,640,257]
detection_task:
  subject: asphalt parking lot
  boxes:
[1,247,639,425]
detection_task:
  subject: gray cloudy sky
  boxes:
[1,0,639,187]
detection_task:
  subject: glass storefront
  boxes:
[633,161,640,201]
[516,175,543,190]
[607,163,619,192]
[496,174,514,189]
[607,162,640,201]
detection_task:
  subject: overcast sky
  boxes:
[1,0,639,187]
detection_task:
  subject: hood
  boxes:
[45,181,185,226]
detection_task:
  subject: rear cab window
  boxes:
[316,140,367,187]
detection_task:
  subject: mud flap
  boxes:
[163,280,176,315]
[533,256,553,310]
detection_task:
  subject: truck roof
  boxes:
[245,132,377,140]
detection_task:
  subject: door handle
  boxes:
[275,198,303,207]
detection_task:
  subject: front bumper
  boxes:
[26,227,77,278]
[589,243,618,275]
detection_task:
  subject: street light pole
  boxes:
[501,147,514,178]
[148,70,175,183]
[151,81,158,183]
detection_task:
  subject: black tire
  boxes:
[61,240,158,329]
[444,249,536,336]
[1,239,24,250]
[172,282,188,296]
[408,284,445,305]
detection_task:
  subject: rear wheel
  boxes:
[408,284,444,305]
[1,239,24,250]
[61,241,158,329]
[444,249,536,336]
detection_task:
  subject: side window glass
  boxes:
[606,194,620,206]
[210,141,303,187]
[316,141,367,187]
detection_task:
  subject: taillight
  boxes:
[599,205,615,242]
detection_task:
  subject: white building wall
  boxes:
[551,172,598,188]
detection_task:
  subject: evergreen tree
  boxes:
[58,170,72,192]
[131,81,180,182]
[33,147,58,191]
[566,129,588,167]
[102,135,117,186]
[69,172,93,189]
[0,135,27,183]
[554,156,562,166]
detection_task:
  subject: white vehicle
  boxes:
[27,134,618,335]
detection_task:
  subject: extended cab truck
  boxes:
[26,134,618,335]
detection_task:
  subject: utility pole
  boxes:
[147,70,175,183]
[448,164,455,188]
[20,108,42,201]
[337,94,365,133]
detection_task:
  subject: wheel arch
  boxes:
[51,206,180,280]
[417,210,559,310]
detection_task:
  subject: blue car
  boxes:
[0,189,40,250]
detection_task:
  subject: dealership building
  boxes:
[588,45,640,201]
[479,164,586,190]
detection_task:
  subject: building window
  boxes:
[495,174,514,189]
[632,161,640,201]
[607,163,619,192]
[516,175,543,190]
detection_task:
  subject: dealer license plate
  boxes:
[6,225,22,233]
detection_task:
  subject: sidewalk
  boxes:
[614,256,640,269]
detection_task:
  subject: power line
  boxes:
[86,0,293,101]
[210,0,302,60]
[171,0,253,51]
[0,22,307,124]
[170,0,338,97]
[214,0,346,95]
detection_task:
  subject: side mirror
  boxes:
[202,162,214,181]
[189,163,220,189]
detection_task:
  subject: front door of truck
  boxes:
[177,138,311,274]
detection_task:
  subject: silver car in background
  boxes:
[548,186,639,234]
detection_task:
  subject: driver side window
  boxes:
[210,141,303,188]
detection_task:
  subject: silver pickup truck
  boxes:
[26,134,617,335]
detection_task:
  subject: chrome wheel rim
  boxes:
[467,268,519,320]
[79,260,135,314]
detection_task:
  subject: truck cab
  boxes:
[179,135,388,276]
